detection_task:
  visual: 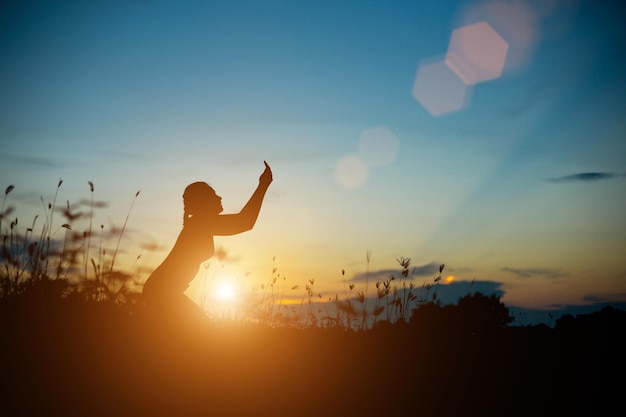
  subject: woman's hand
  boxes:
[259,161,273,187]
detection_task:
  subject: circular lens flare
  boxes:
[335,155,368,189]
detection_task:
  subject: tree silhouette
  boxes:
[409,292,513,338]
[454,292,513,336]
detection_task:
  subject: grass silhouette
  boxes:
[1,181,623,417]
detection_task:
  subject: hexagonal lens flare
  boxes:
[456,0,538,74]
[445,21,509,85]
[412,58,472,117]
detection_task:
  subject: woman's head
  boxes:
[183,182,223,223]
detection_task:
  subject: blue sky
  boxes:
[1,0,625,322]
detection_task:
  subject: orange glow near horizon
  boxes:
[277,297,305,306]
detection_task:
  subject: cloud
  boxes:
[138,241,168,253]
[348,268,397,284]
[76,199,110,209]
[581,292,626,304]
[411,262,441,277]
[1,153,67,169]
[348,262,441,283]
[501,267,567,279]
[225,147,329,166]
[547,172,622,183]
[213,246,239,262]
[108,150,151,161]
[0,233,65,264]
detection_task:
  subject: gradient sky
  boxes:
[2,0,625,316]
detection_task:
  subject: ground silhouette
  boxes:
[1,287,623,417]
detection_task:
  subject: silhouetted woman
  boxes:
[142,161,273,326]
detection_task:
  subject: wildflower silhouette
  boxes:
[142,161,273,326]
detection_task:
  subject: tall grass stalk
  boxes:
[0,185,15,227]
[360,249,371,331]
[45,179,66,280]
[85,181,94,282]
[108,190,140,286]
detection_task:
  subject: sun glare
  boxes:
[445,275,456,283]
[215,281,236,302]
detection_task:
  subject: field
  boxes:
[2,289,623,417]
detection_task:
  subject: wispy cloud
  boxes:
[213,245,240,262]
[501,267,567,279]
[411,262,441,277]
[76,199,109,209]
[348,262,441,283]
[547,172,623,183]
[108,150,150,160]
[2,153,67,169]
[225,148,329,166]
[348,268,396,283]
[581,293,626,304]
[139,241,168,253]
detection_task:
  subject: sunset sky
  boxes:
[2,0,625,320]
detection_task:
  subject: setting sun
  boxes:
[215,281,236,302]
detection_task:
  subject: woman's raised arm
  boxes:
[213,161,273,236]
